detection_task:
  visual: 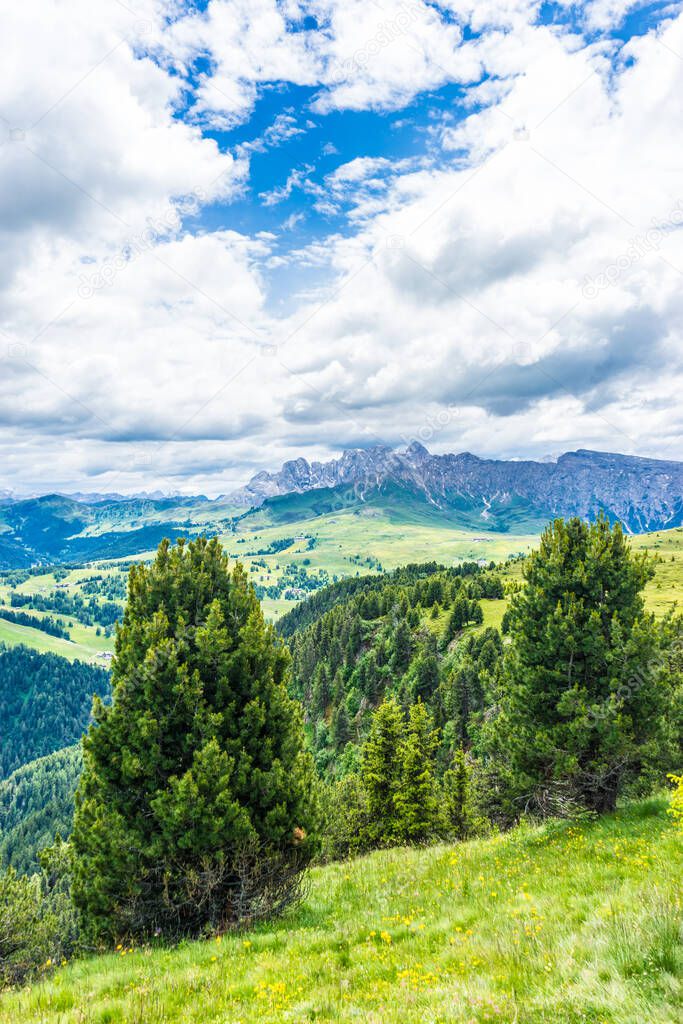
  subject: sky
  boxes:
[1,0,683,496]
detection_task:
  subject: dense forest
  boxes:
[0,746,81,873]
[0,646,110,778]
[285,560,506,779]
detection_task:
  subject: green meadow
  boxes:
[2,796,680,1024]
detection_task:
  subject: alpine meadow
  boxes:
[1,2,683,1022]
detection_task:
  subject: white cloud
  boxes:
[1,1,683,495]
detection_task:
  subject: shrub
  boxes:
[667,774,683,831]
[0,840,77,988]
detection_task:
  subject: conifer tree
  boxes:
[360,696,405,844]
[394,702,441,842]
[412,649,440,701]
[470,601,484,625]
[443,594,469,647]
[390,619,412,675]
[311,663,331,718]
[331,703,352,749]
[490,517,662,813]
[72,537,319,940]
[443,748,482,840]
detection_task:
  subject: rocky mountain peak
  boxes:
[228,444,683,534]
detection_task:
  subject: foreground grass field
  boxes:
[2,797,680,1024]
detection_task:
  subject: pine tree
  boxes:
[71,537,319,941]
[390,619,412,675]
[443,749,482,840]
[412,650,440,701]
[311,663,331,718]
[449,656,484,746]
[443,594,469,647]
[470,601,484,625]
[489,517,662,813]
[331,703,352,749]
[394,702,441,842]
[360,697,405,845]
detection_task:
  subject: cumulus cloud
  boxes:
[1,0,683,494]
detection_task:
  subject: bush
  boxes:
[0,840,77,988]
[667,774,683,831]
[321,775,370,861]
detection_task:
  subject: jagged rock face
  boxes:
[229,444,683,534]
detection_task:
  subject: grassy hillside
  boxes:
[631,527,683,619]
[1,797,680,1023]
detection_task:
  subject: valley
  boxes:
[1,510,681,663]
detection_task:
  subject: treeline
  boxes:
[0,646,110,778]
[10,589,121,629]
[0,747,81,873]
[0,608,71,640]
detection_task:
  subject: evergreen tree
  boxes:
[448,657,484,746]
[489,517,662,813]
[412,650,440,701]
[470,601,484,625]
[360,697,405,845]
[390,619,412,675]
[331,703,352,749]
[394,702,441,842]
[311,663,331,718]
[443,595,469,647]
[443,749,482,840]
[72,537,319,940]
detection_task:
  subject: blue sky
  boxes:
[176,0,679,311]
[1,0,683,494]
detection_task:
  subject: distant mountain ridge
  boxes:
[229,443,683,534]
[0,445,681,568]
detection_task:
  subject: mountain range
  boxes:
[0,445,681,567]
[230,444,683,534]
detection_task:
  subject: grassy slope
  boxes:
[631,527,683,619]
[2,798,680,1024]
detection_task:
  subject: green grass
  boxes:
[0,618,104,662]
[631,526,683,619]
[2,798,681,1023]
